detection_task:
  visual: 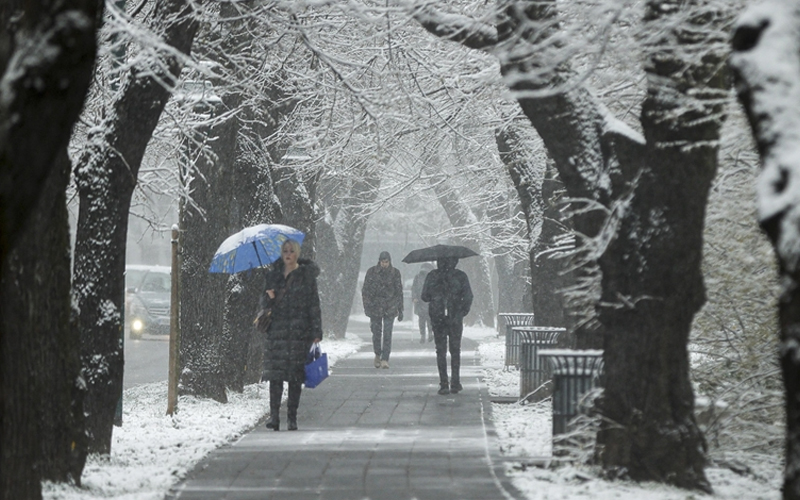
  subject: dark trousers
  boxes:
[418,313,432,340]
[431,317,463,386]
[269,379,302,421]
[370,315,395,361]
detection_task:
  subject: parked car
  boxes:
[125,265,171,339]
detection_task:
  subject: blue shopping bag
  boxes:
[304,343,328,388]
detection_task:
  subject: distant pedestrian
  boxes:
[362,251,404,369]
[411,263,434,344]
[256,239,322,431]
[422,257,473,395]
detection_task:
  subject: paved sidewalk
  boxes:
[167,320,523,500]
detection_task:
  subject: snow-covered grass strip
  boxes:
[42,334,363,500]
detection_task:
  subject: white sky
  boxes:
[42,323,781,500]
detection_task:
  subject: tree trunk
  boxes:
[594,1,727,490]
[431,178,495,327]
[273,164,319,257]
[531,163,575,345]
[416,0,725,489]
[495,124,573,334]
[221,271,267,391]
[730,3,800,497]
[73,0,199,453]
[317,172,381,339]
[2,152,87,494]
[1,0,101,496]
[179,115,238,402]
[219,115,283,390]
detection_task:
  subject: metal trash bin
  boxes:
[498,313,535,368]
[516,327,565,401]
[539,349,604,435]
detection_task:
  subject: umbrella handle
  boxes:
[253,241,264,268]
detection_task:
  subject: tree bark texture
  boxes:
[218,113,283,391]
[73,0,199,453]
[730,3,800,497]
[0,0,101,258]
[495,124,572,335]
[1,0,101,497]
[532,163,576,346]
[430,178,496,327]
[418,0,726,489]
[317,172,381,339]
[188,3,288,392]
[179,114,240,403]
[589,1,725,490]
[2,152,87,497]
[273,165,319,258]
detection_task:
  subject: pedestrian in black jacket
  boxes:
[362,251,403,369]
[422,257,473,395]
[257,239,322,431]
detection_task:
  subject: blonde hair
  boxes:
[283,239,301,257]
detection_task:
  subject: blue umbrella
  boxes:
[209,224,305,274]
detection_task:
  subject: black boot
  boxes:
[287,381,301,431]
[267,380,283,431]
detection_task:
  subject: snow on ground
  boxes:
[465,325,782,500]
[43,323,781,499]
[42,335,363,500]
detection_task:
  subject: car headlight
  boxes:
[131,319,144,332]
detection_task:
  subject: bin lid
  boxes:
[538,349,604,375]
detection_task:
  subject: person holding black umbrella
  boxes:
[362,251,404,369]
[422,256,473,395]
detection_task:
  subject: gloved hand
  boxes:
[397,311,404,322]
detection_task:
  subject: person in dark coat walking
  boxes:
[422,256,473,395]
[411,263,433,344]
[257,239,322,431]
[362,250,403,369]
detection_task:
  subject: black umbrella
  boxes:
[401,244,479,264]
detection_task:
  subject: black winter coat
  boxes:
[361,264,403,318]
[421,267,473,323]
[260,258,322,382]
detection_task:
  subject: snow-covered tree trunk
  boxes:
[594,2,727,489]
[73,0,199,453]
[730,3,800,497]
[273,165,319,256]
[533,163,573,335]
[1,0,101,496]
[317,172,381,339]
[431,177,495,327]
[417,0,726,489]
[495,124,572,331]
[219,116,285,390]
[179,117,240,403]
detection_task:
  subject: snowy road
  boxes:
[123,334,169,389]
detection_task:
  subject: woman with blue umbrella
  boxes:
[211,224,321,431]
[256,238,322,431]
